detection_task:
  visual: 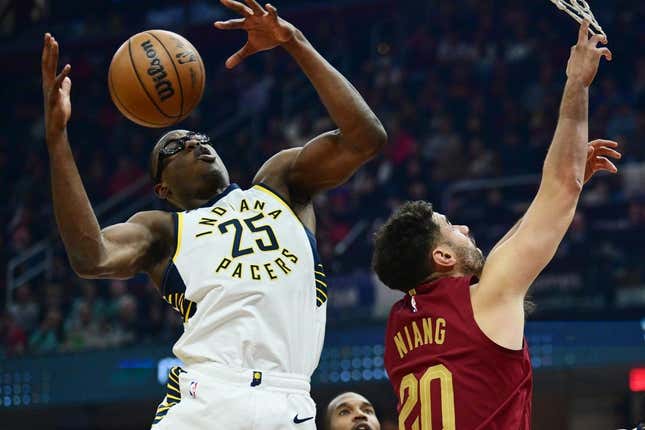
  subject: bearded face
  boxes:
[454,241,485,277]
[442,228,485,277]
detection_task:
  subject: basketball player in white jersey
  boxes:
[40,1,386,428]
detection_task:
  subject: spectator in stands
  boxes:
[28,309,62,354]
[107,295,140,348]
[63,301,104,351]
[325,392,381,430]
[0,311,27,356]
[8,284,40,333]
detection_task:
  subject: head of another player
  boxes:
[372,201,484,293]
[150,129,230,210]
[325,392,381,430]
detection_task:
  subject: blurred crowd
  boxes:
[1,0,644,356]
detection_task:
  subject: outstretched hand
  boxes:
[566,19,612,87]
[584,139,621,184]
[214,0,296,69]
[42,33,72,136]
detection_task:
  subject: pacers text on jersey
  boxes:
[393,317,447,359]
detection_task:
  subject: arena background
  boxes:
[1,0,644,428]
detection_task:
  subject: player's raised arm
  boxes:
[488,138,621,255]
[215,0,387,199]
[471,20,613,348]
[42,33,173,282]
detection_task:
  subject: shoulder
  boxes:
[126,210,175,245]
[127,210,174,229]
[253,147,314,207]
[388,296,409,318]
[253,148,317,231]
[252,148,302,194]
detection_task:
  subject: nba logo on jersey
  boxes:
[189,380,198,399]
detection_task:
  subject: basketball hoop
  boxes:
[549,0,606,37]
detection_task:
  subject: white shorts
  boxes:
[150,362,317,430]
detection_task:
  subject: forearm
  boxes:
[283,31,385,151]
[490,217,523,255]
[542,78,588,190]
[47,130,105,272]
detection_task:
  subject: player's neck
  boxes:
[424,269,468,284]
[172,185,230,211]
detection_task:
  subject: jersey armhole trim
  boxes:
[253,183,299,219]
[172,212,183,262]
[252,182,319,240]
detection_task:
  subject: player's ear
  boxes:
[431,245,457,271]
[154,183,169,199]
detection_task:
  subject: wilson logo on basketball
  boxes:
[140,39,175,102]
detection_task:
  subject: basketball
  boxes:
[108,30,205,128]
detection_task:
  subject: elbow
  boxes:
[69,258,100,279]
[72,266,99,280]
[373,121,388,151]
[558,175,584,196]
[358,118,388,158]
[542,168,583,197]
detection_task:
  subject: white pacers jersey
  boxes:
[160,183,327,379]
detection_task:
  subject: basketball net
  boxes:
[549,0,606,37]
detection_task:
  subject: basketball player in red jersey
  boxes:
[372,21,619,429]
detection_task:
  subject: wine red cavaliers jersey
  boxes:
[384,276,532,430]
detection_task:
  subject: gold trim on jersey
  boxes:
[173,212,184,262]
[315,263,328,307]
[252,184,298,220]
[152,366,185,426]
[164,291,196,323]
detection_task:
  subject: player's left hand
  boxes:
[42,33,72,138]
[214,0,296,69]
[584,139,621,184]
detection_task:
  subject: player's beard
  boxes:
[454,242,485,277]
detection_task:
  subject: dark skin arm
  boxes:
[215,0,387,231]
[42,33,173,285]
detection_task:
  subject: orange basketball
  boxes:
[108,30,205,128]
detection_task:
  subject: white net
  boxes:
[549,0,606,37]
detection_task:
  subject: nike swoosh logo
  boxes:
[293,414,314,424]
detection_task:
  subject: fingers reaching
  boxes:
[214,18,246,30]
[593,145,621,160]
[594,156,618,174]
[588,33,606,47]
[54,64,72,90]
[225,43,252,69]
[243,0,265,14]
[588,140,621,162]
[598,47,612,61]
[42,33,58,82]
[42,33,68,92]
[61,76,72,96]
[265,3,278,19]
[577,19,590,45]
[220,0,254,17]
[590,139,618,148]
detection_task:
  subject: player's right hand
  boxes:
[566,20,612,87]
[42,33,72,137]
[214,0,297,69]
[583,139,621,184]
